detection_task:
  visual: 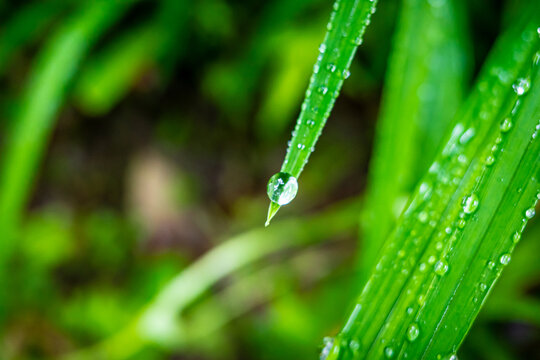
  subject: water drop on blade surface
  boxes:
[265,172,299,226]
[462,193,479,214]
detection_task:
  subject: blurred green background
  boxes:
[0,0,538,359]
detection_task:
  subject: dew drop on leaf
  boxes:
[384,346,394,358]
[525,207,536,219]
[500,118,512,132]
[434,260,449,275]
[407,323,420,342]
[512,77,530,95]
[500,254,511,265]
[267,172,298,205]
[462,193,479,214]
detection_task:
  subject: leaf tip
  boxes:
[265,201,281,227]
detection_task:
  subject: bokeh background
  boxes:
[0,0,538,359]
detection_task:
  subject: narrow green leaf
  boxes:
[0,0,135,286]
[324,12,540,360]
[0,0,71,71]
[360,0,470,272]
[63,199,361,360]
[266,0,378,225]
[74,0,189,115]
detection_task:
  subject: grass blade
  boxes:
[0,0,136,309]
[265,0,378,225]
[63,199,361,360]
[323,11,540,360]
[360,0,470,272]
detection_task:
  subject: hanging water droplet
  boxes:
[319,44,326,53]
[434,260,449,275]
[525,207,536,219]
[407,324,420,342]
[500,118,512,132]
[512,78,530,95]
[267,172,298,205]
[462,193,479,214]
[384,347,394,358]
[342,69,351,79]
[314,64,320,73]
[500,254,511,265]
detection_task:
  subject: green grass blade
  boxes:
[323,13,540,360]
[0,0,71,72]
[360,0,470,272]
[266,0,378,225]
[0,0,135,279]
[74,0,189,115]
[63,199,361,360]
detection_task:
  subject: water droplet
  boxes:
[500,118,512,132]
[487,261,496,270]
[320,337,334,360]
[434,260,449,275]
[406,306,414,315]
[459,128,475,145]
[513,78,530,95]
[479,283,487,291]
[525,208,536,219]
[384,347,394,358]
[318,86,328,95]
[306,119,315,127]
[342,69,351,79]
[319,44,327,53]
[512,232,521,243]
[352,36,363,45]
[485,155,495,166]
[267,172,298,205]
[313,64,320,73]
[349,339,360,353]
[462,193,479,214]
[407,324,420,342]
[419,263,426,272]
[457,218,466,229]
[418,211,428,223]
[327,63,337,73]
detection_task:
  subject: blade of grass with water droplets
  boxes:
[322,12,540,360]
[360,0,470,277]
[265,0,378,225]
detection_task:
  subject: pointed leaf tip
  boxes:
[265,201,281,227]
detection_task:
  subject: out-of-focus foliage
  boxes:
[0,0,538,360]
